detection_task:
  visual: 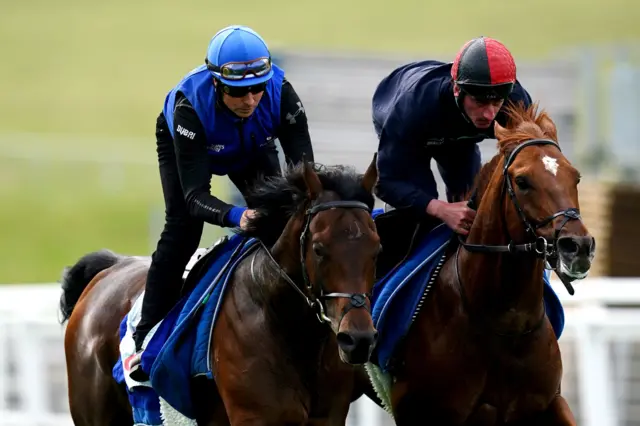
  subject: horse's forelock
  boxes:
[467,101,560,204]
[239,162,373,246]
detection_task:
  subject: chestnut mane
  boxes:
[469,101,559,202]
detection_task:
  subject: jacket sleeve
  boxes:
[277,79,314,167]
[171,93,244,227]
[374,93,438,215]
[507,80,533,108]
[432,142,481,202]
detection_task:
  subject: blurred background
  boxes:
[1,0,639,425]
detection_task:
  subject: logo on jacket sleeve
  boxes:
[285,102,305,124]
[177,125,196,140]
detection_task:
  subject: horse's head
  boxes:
[243,155,381,364]
[484,102,595,285]
[297,155,380,364]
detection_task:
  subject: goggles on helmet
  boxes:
[206,57,272,81]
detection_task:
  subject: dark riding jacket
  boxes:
[372,60,532,215]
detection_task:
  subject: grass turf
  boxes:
[0,0,637,282]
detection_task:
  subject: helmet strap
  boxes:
[453,87,473,125]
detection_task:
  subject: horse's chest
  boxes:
[476,343,562,422]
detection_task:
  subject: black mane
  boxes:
[237,162,375,247]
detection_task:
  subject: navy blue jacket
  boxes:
[372,60,532,215]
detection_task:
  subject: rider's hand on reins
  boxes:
[240,209,257,231]
[427,200,476,235]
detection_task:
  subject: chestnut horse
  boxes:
[361,103,595,425]
[60,158,382,425]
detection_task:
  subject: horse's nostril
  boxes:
[336,332,356,351]
[557,237,579,256]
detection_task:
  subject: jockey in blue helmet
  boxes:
[126,25,314,382]
[371,36,533,238]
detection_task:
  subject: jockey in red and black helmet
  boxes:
[451,36,519,126]
[372,36,532,236]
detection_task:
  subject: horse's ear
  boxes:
[494,121,509,141]
[361,153,378,193]
[537,112,558,142]
[302,158,323,200]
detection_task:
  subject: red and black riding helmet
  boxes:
[451,36,517,101]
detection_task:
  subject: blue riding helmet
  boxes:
[205,25,274,87]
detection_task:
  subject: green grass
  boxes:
[1,0,638,139]
[0,153,229,283]
[0,157,161,282]
[0,0,638,282]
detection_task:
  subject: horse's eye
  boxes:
[313,243,326,257]
[515,176,531,191]
[576,173,582,185]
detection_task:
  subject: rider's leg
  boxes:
[129,113,203,380]
[133,216,203,350]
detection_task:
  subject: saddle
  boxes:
[374,207,444,281]
[180,235,232,297]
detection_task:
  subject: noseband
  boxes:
[260,200,373,325]
[458,138,584,295]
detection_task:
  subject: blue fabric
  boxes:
[543,269,565,339]
[162,62,284,176]
[371,223,454,372]
[369,223,565,373]
[112,233,260,422]
[206,25,274,87]
[225,206,247,227]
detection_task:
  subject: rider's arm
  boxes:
[277,79,314,167]
[375,93,438,215]
[171,92,243,228]
[432,142,481,202]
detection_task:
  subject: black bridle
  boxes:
[260,200,373,325]
[457,138,583,294]
[452,138,583,337]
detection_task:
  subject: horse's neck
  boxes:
[255,231,330,353]
[459,185,545,330]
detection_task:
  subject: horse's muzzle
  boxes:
[556,235,596,280]
[336,329,378,365]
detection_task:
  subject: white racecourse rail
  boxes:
[0,278,639,426]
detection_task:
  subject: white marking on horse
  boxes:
[347,221,363,240]
[542,155,559,176]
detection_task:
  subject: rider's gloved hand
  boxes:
[426,199,476,236]
[224,206,257,230]
[240,209,257,231]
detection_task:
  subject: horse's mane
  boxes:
[469,101,559,202]
[238,161,375,247]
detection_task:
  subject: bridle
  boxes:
[259,200,373,325]
[457,138,583,296]
[452,138,583,337]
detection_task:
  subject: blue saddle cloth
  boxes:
[112,233,260,422]
[368,213,566,373]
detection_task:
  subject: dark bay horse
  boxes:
[60,157,382,425]
[362,103,595,425]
